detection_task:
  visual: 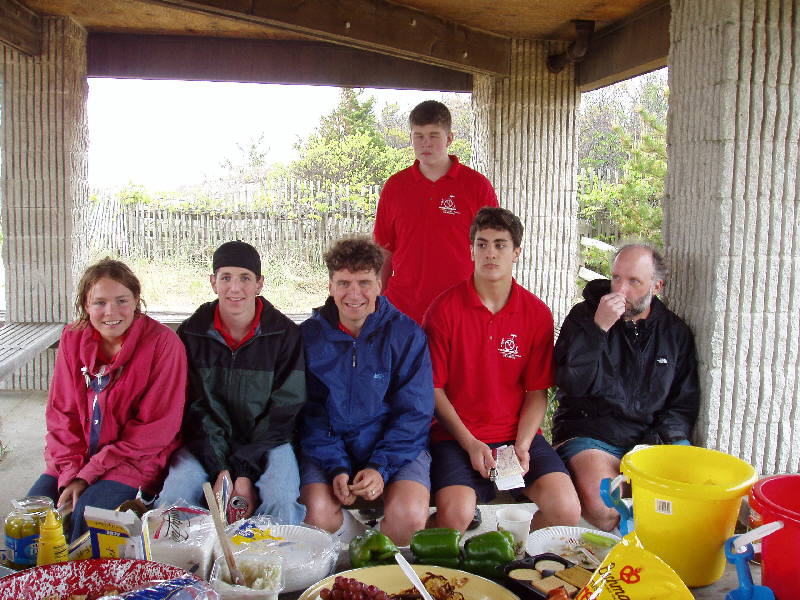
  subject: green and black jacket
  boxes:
[178,297,306,482]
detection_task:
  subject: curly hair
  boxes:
[324,236,384,277]
[73,258,144,328]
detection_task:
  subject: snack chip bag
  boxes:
[576,533,693,599]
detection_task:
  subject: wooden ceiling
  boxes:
[21,0,655,42]
[5,0,668,89]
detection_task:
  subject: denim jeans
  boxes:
[28,474,139,543]
[157,444,306,524]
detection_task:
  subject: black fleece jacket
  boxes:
[178,297,306,481]
[552,279,699,447]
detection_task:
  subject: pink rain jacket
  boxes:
[44,314,187,493]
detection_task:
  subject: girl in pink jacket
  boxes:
[28,259,187,542]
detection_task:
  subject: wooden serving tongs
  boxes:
[203,481,246,586]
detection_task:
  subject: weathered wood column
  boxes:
[472,40,580,325]
[665,0,800,473]
[1,17,88,388]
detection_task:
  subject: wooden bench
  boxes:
[0,322,64,383]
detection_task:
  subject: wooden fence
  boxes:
[84,180,380,262]
[82,169,621,264]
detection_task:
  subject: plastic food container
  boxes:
[503,553,591,599]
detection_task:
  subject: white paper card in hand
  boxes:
[491,445,525,490]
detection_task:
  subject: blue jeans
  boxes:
[556,436,692,463]
[28,474,139,543]
[157,444,306,524]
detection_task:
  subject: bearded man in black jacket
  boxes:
[552,244,699,531]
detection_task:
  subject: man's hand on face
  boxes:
[332,472,357,506]
[594,292,626,331]
[350,468,385,501]
[465,438,496,479]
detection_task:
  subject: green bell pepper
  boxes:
[348,529,399,568]
[411,528,462,559]
[462,530,515,579]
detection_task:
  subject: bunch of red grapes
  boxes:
[319,576,391,600]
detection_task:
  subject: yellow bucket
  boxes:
[620,445,756,587]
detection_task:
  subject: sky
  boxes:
[87,79,442,190]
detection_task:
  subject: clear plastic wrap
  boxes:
[97,576,219,600]
[209,549,283,599]
[218,516,337,593]
[143,502,217,579]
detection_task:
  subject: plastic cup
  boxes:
[496,507,533,556]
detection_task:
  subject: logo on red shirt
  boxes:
[438,195,459,215]
[498,334,521,359]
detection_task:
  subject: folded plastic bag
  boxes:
[143,502,216,579]
[98,576,218,600]
[576,533,693,599]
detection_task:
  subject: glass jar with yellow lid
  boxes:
[4,496,56,569]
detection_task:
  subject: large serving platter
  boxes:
[298,563,519,600]
[0,558,190,600]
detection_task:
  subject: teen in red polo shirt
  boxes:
[423,207,580,532]
[374,100,498,324]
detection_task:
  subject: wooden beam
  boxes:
[577,0,669,92]
[0,0,42,55]
[87,33,472,91]
[144,0,509,76]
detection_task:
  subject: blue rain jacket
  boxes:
[299,296,434,483]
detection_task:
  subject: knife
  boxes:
[394,552,434,600]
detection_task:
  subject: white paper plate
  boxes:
[223,522,338,593]
[526,526,620,559]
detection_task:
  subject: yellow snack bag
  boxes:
[576,533,694,599]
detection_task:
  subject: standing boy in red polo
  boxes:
[423,207,580,532]
[374,100,498,324]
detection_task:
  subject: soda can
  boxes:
[227,496,249,524]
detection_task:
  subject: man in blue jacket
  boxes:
[299,236,434,545]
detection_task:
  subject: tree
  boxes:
[577,69,667,173]
[219,133,270,183]
[579,103,666,275]
[290,89,408,188]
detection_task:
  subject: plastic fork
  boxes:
[566,537,601,567]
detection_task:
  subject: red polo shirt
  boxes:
[423,277,555,444]
[374,155,498,324]
[214,298,264,350]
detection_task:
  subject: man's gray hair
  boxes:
[613,243,668,283]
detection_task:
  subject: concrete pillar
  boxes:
[472,40,580,324]
[665,0,799,473]
[1,17,88,389]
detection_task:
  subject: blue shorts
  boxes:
[430,435,570,503]
[556,436,691,464]
[299,449,431,490]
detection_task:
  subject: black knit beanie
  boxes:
[212,240,261,277]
